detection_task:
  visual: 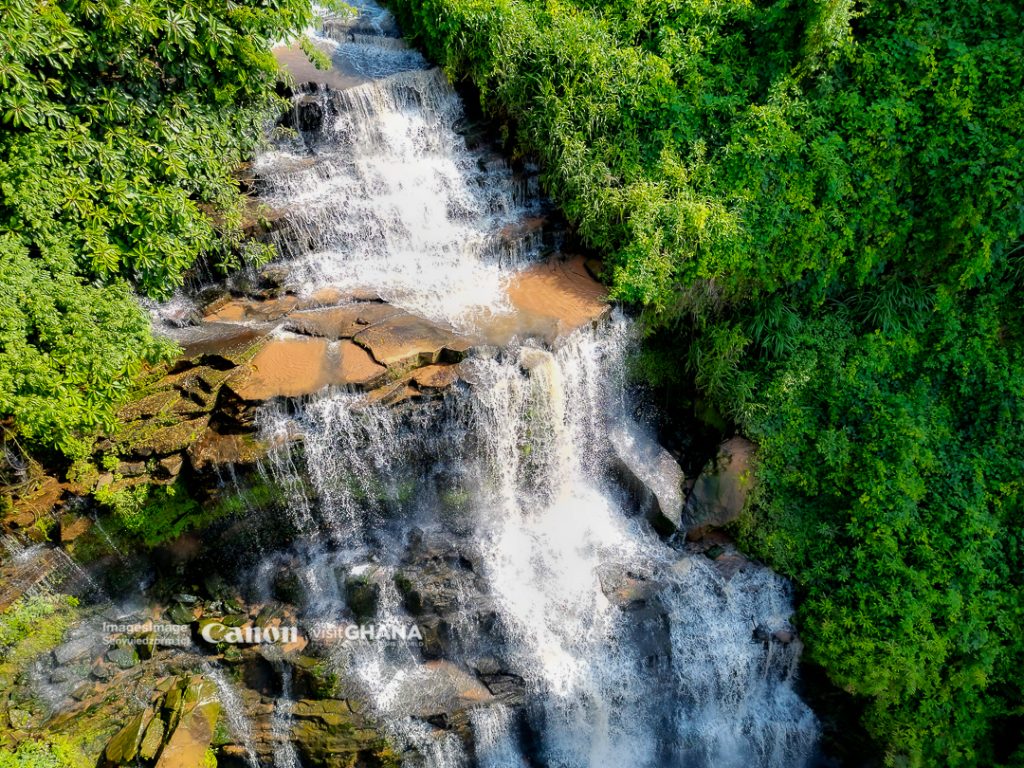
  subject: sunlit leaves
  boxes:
[0,0,316,454]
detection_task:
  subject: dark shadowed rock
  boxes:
[684,436,756,538]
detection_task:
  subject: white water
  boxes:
[258,61,540,330]
[242,3,820,765]
[271,665,300,768]
[208,666,261,768]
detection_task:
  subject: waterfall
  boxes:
[257,44,541,329]
[237,3,821,765]
[471,705,528,768]
[207,665,261,768]
[271,665,300,768]
[1,534,105,609]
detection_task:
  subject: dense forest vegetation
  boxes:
[0,0,323,459]
[385,0,1024,764]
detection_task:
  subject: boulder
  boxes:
[289,699,389,767]
[156,454,184,480]
[608,419,685,534]
[352,315,465,368]
[286,303,407,340]
[596,565,663,609]
[53,634,98,665]
[104,710,151,764]
[684,437,756,538]
[345,566,383,622]
[500,255,609,342]
[155,678,220,768]
[296,97,324,133]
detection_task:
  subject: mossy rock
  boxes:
[104,710,150,764]
[106,646,139,670]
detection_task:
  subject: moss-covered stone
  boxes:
[104,710,150,764]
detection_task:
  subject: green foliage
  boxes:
[0,738,88,768]
[95,479,226,548]
[389,0,1024,763]
[0,234,172,459]
[0,0,318,456]
[299,36,333,71]
[0,594,78,664]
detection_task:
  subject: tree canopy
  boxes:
[0,0,317,457]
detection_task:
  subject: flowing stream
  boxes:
[219,3,820,765]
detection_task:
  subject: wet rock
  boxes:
[254,603,283,629]
[345,567,382,622]
[53,635,97,665]
[104,710,150,764]
[352,314,465,369]
[273,569,305,605]
[58,513,93,544]
[365,381,421,407]
[136,631,157,660]
[687,532,754,581]
[226,336,387,401]
[155,678,221,768]
[139,715,166,760]
[773,628,796,644]
[91,662,115,681]
[415,615,450,660]
[476,671,526,706]
[106,645,140,670]
[186,430,268,474]
[410,364,461,390]
[335,340,389,386]
[197,618,228,643]
[596,565,663,609]
[499,255,609,342]
[203,296,300,325]
[7,708,31,729]
[609,419,685,534]
[399,661,495,734]
[684,436,756,538]
[286,303,408,340]
[227,337,333,401]
[289,699,389,767]
[296,96,324,133]
[258,264,291,291]
[71,681,100,701]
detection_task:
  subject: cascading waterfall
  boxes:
[208,666,261,768]
[241,3,820,765]
[257,51,541,328]
[271,664,300,768]
[470,705,528,768]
